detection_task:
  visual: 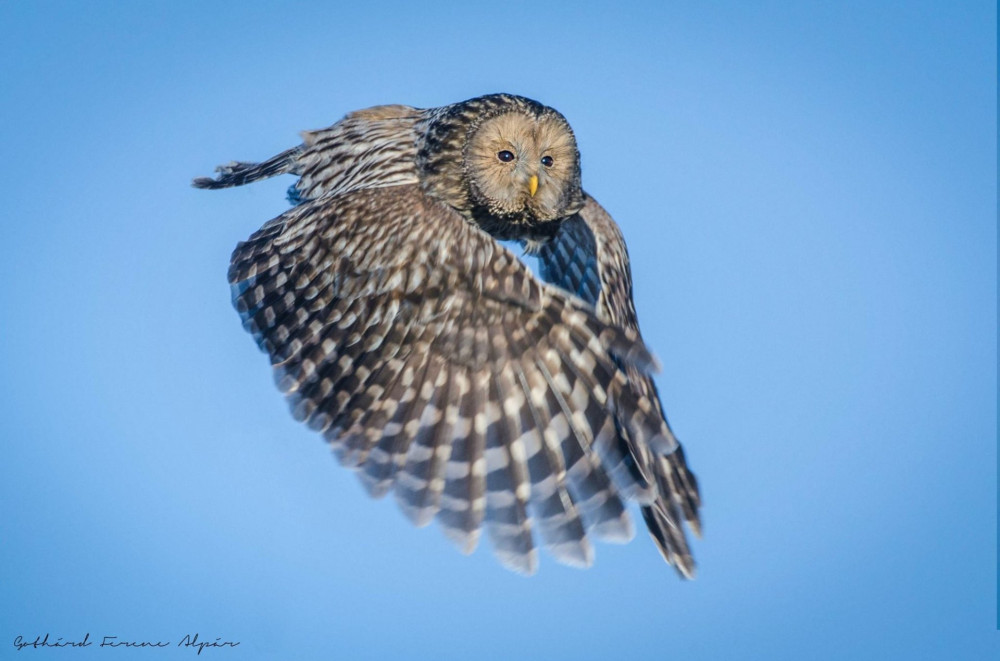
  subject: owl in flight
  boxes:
[194,93,701,577]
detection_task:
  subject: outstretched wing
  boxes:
[193,104,425,203]
[229,183,678,574]
[537,193,702,578]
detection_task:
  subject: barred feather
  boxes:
[395,363,456,526]
[538,194,702,577]
[483,369,537,574]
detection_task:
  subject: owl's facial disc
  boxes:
[465,112,581,222]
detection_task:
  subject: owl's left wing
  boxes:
[229,184,676,574]
[537,193,702,577]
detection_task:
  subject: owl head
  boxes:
[419,94,585,238]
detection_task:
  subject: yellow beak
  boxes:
[528,175,539,197]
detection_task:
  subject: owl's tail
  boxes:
[192,146,303,190]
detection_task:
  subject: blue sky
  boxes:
[1,1,996,659]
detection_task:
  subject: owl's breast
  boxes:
[466,205,566,244]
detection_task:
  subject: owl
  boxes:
[194,93,701,576]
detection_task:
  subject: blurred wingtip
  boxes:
[192,176,217,189]
[547,539,595,569]
[676,560,697,580]
[590,512,636,544]
[442,526,481,556]
[494,548,539,576]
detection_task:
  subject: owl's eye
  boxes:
[497,150,515,163]
[540,155,554,167]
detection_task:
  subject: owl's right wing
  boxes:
[193,104,426,203]
[537,193,702,578]
[228,184,676,574]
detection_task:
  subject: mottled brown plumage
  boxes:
[194,93,701,576]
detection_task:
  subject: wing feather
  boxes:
[395,362,457,526]
[483,368,537,574]
[537,193,702,577]
[227,184,670,571]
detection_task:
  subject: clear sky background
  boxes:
[1,2,996,659]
